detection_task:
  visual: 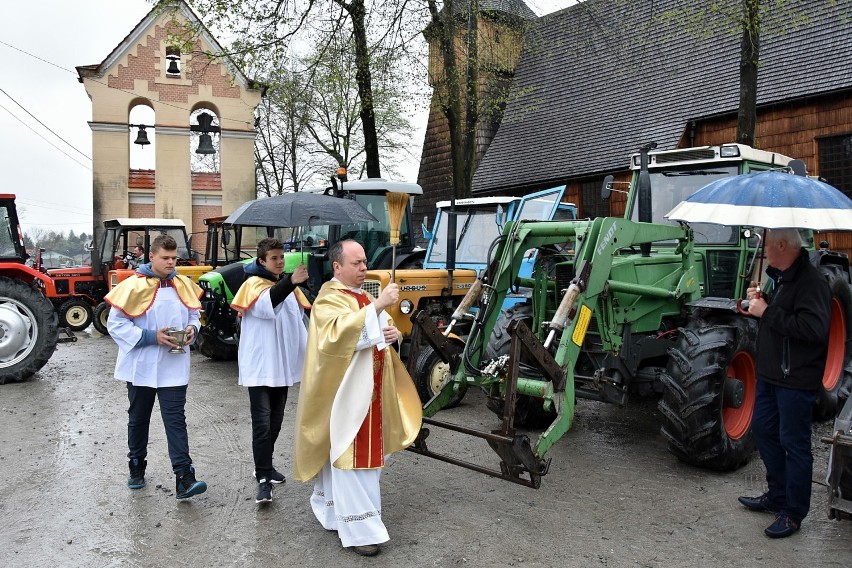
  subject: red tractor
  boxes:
[38,218,204,333]
[0,194,61,384]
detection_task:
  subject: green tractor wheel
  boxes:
[196,328,238,361]
[483,303,556,429]
[659,314,758,471]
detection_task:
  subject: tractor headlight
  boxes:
[399,299,414,314]
[720,145,740,157]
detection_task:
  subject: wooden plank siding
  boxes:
[689,91,852,258]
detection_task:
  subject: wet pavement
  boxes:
[1,331,850,567]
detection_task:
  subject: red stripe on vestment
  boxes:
[340,289,385,468]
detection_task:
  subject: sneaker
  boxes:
[764,512,800,538]
[175,466,207,500]
[256,479,273,504]
[127,458,147,490]
[352,544,380,557]
[254,469,286,484]
[738,492,781,514]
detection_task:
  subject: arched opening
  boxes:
[190,107,220,174]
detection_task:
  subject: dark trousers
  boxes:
[127,383,193,476]
[752,379,817,523]
[248,386,289,479]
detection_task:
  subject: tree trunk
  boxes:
[736,0,760,147]
[461,0,479,199]
[348,0,382,178]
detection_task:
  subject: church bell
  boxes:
[196,133,216,155]
[133,125,151,146]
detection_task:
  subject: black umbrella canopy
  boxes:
[224,192,378,228]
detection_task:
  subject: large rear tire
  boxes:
[814,265,852,421]
[58,298,93,332]
[197,328,238,361]
[0,277,59,385]
[658,313,758,471]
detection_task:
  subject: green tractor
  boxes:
[196,177,423,361]
[408,143,852,487]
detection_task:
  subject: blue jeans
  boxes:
[127,383,193,476]
[248,386,288,479]
[751,379,817,523]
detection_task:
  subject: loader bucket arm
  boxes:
[412,217,698,486]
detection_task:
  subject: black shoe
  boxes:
[256,479,273,504]
[176,466,207,500]
[254,469,286,484]
[765,512,800,538]
[127,458,147,489]
[352,544,380,557]
[738,493,781,514]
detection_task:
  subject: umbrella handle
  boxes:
[737,282,762,316]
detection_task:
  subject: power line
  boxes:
[0,86,92,160]
[0,39,255,130]
[0,102,93,171]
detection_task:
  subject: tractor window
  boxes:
[629,165,739,244]
[427,208,503,265]
[0,207,18,258]
[339,194,410,267]
[705,250,740,298]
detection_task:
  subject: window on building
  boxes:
[581,179,610,219]
[818,133,852,199]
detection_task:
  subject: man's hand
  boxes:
[184,325,196,343]
[291,264,309,285]
[746,280,767,317]
[382,326,399,344]
[374,283,399,313]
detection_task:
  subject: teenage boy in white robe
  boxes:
[106,234,207,500]
[231,238,309,503]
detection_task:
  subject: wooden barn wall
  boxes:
[691,92,852,258]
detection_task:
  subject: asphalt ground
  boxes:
[1,330,850,567]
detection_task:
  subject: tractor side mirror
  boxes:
[221,230,231,246]
[601,175,614,200]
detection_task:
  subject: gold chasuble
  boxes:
[104,274,202,316]
[293,280,422,482]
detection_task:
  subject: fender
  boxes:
[0,262,58,295]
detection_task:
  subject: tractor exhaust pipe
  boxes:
[637,142,657,257]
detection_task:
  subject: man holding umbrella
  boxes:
[738,228,832,538]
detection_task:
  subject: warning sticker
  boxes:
[572,304,592,346]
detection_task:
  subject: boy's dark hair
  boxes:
[257,238,284,261]
[151,234,177,253]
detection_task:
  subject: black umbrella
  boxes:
[224,192,377,227]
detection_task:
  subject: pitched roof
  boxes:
[76,0,262,91]
[472,0,852,193]
[452,0,538,20]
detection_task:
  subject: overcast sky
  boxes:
[0,0,575,235]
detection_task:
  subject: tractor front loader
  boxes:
[408,215,721,487]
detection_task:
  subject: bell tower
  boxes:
[76,0,263,253]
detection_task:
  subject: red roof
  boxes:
[128,169,155,189]
[192,172,222,190]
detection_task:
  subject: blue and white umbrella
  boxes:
[665,171,852,230]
